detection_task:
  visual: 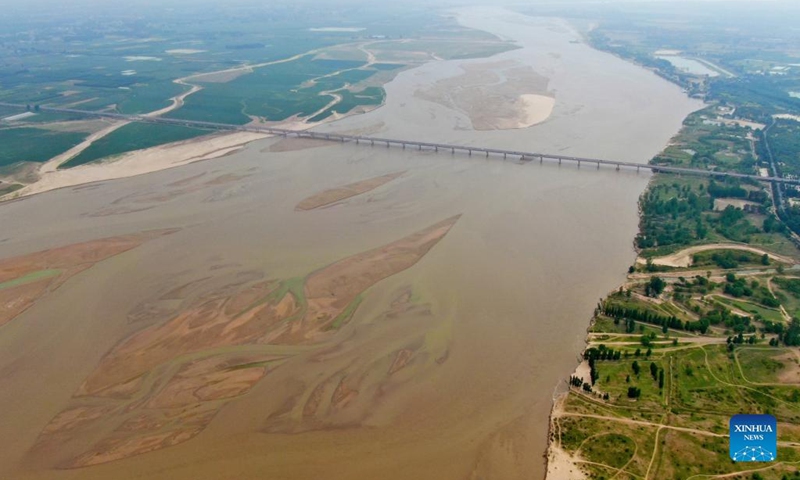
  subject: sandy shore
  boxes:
[546,394,588,480]
[519,94,556,128]
[40,121,131,173]
[0,43,365,202]
[7,132,268,199]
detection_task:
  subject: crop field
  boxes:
[60,123,209,169]
[0,128,87,168]
[169,58,383,124]
[0,2,516,178]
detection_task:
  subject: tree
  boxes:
[658,369,665,389]
[632,361,641,376]
[646,276,667,297]
[628,265,635,274]
[650,362,658,380]
[627,386,641,399]
[782,318,800,346]
[761,253,770,266]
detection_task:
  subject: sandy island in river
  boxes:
[416,60,556,130]
[295,171,405,210]
[31,215,460,468]
[0,230,177,328]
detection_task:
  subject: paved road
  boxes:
[4,102,799,186]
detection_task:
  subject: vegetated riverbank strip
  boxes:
[2,102,796,186]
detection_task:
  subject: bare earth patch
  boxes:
[295,171,405,210]
[638,243,797,268]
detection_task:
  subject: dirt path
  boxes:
[639,243,796,268]
[733,347,800,387]
[766,277,792,321]
[556,411,726,438]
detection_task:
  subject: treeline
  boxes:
[708,76,800,121]
[602,302,711,333]
[763,319,800,346]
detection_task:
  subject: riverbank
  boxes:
[0,8,703,480]
[543,62,800,480]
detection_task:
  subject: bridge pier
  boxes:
[616,164,620,171]
[402,143,405,149]
[578,160,581,168]
[451,147,455,154]
[597,162,600,170]
[371,140,374,146]
[386,141,390,148]
[435,146,438,152]
[485,151,489,158]
[540,156,543,164]
[637,166,640,173]
[418,144,422,151]
[355,138,359,144]
[468,149,472,156]
[559,158,562,165]
[503,153,507,159]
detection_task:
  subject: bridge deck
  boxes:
[2,102,796,186]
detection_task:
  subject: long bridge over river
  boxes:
[3,102,798,186]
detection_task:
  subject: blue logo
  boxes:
[729,414,777,462]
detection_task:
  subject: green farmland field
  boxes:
[60,123,209,169]
[0,128,87,168]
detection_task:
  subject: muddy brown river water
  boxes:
[0,8,701,480]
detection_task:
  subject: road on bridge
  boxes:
[2,102,797,186]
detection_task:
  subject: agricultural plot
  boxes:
[169,58,382,124]
[0,127,87,168]
[60,123,209,169]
